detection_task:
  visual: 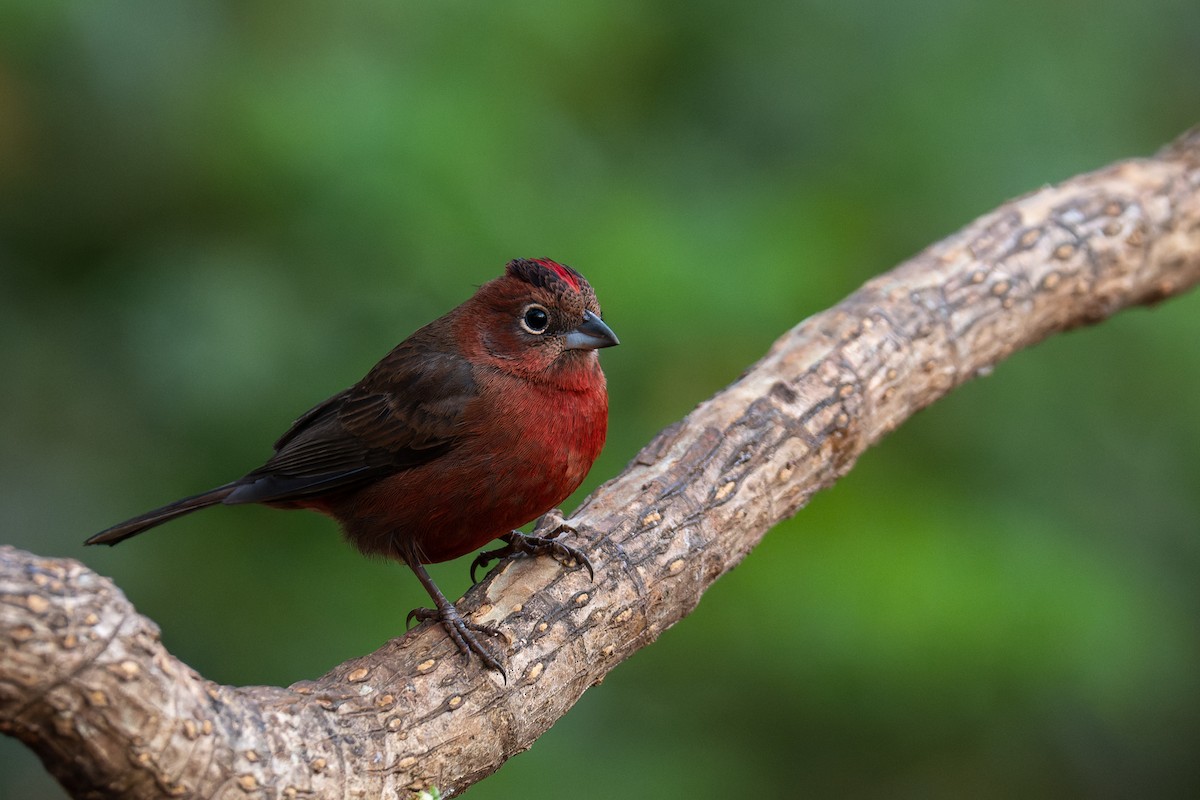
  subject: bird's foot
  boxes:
[470,511,594,584]
[531,507,572,539]
[406,604,506,675]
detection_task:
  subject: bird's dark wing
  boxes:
[225,341,476,504]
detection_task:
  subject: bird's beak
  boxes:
[564,309,619,350]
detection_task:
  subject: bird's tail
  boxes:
[85,483,238,546]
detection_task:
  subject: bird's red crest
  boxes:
[532,258,582,291]
[507,258,586,293]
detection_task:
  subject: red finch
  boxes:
[87,258,618,672]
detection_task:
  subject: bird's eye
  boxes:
[520,304,551,334]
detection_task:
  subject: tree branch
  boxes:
[4,126,1200,799]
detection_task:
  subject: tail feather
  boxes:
[85,483,238,546]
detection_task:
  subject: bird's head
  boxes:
[464,258,619,384]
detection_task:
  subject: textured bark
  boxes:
[3,126,1200,799]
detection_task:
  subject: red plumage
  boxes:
[87,258,618,672]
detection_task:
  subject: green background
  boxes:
[3,1,1199,797]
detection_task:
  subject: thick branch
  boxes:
[4,127,1200,799]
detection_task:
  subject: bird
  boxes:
[87,258,618,673]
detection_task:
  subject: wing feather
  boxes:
[226,336,476,504]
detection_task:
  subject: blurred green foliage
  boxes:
[2,1,1199,797]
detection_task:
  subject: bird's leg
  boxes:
[401,553,506,675]
[470,509,595,584]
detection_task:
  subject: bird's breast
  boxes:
[330,370,608,565]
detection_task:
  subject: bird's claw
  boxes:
[536,537,594,581]
[469,518,595,584]
[469,545,509,584]
[405,605,507,676]
[532,507,573,539]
